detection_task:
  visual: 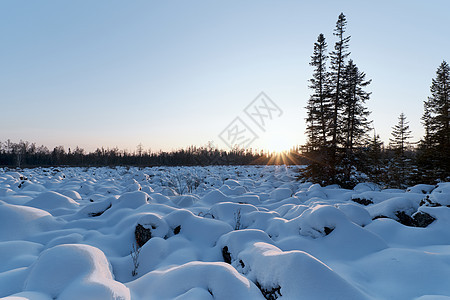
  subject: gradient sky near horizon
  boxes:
[1,1,449,153]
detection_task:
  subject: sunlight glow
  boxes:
[261,134,293,154]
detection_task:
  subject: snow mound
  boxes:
[269,188,292,201]
[115,191,149,209]
[201,189,230,205]
[0,201,58,241]
[429,183,450,206]
[220,234,370,300]
[170,195,199,207]
[24,244,130,300]
[25,191,79,214]
[0,241,43,272]
[127,261,263,299]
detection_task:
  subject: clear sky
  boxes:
[1,1,449,153]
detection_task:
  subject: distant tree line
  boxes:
[302,13,449,188]
[0,141,309,168]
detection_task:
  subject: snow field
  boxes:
[0,166,449,299]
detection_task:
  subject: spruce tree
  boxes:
[305,33,331,150]
[339,59,372,185]
[417,103,436,182]
[388,113,413,187]
[341,60,372,152]
[303,13,374,187]
[365,130,385,185]
[389,112,412,156]
[421,103,434,150]
[304,34,332,183]
[329,13,351,174]
[419,60,450,180]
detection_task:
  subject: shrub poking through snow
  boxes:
[131,242,141,277]
[234,209,242,230]
[164,171,201,195]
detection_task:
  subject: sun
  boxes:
[262,135,293,154]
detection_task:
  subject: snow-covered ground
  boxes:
[0,166,449,300]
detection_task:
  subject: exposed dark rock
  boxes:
[88,204,112,217]
[374,211,436,228]
[420,196,441,207]
[323,226,334,235]
[412,212,436,228]
[239,259,245,268]
[394,211,436,228]
[395,211,416,227]
[135,224,152,247]
[222,246,231,264]
[255,282,282,300]
[352,197,373,206]
[173,225,181,235]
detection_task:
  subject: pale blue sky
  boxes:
[1,1,449,152]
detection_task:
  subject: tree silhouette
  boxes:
[388,113,413,187]
[329,12,351,176]
[419,60,450,180]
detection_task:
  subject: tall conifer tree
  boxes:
[329,13,351,166]
[389,113,412,156]
[306,33,331,150]
[304,34,332,184]
[420,60,450,179]
[366,131,384,184]
[388,113,413,187]
[341,60,372,151]
[339,59,372,185]
[303,13,374,187]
